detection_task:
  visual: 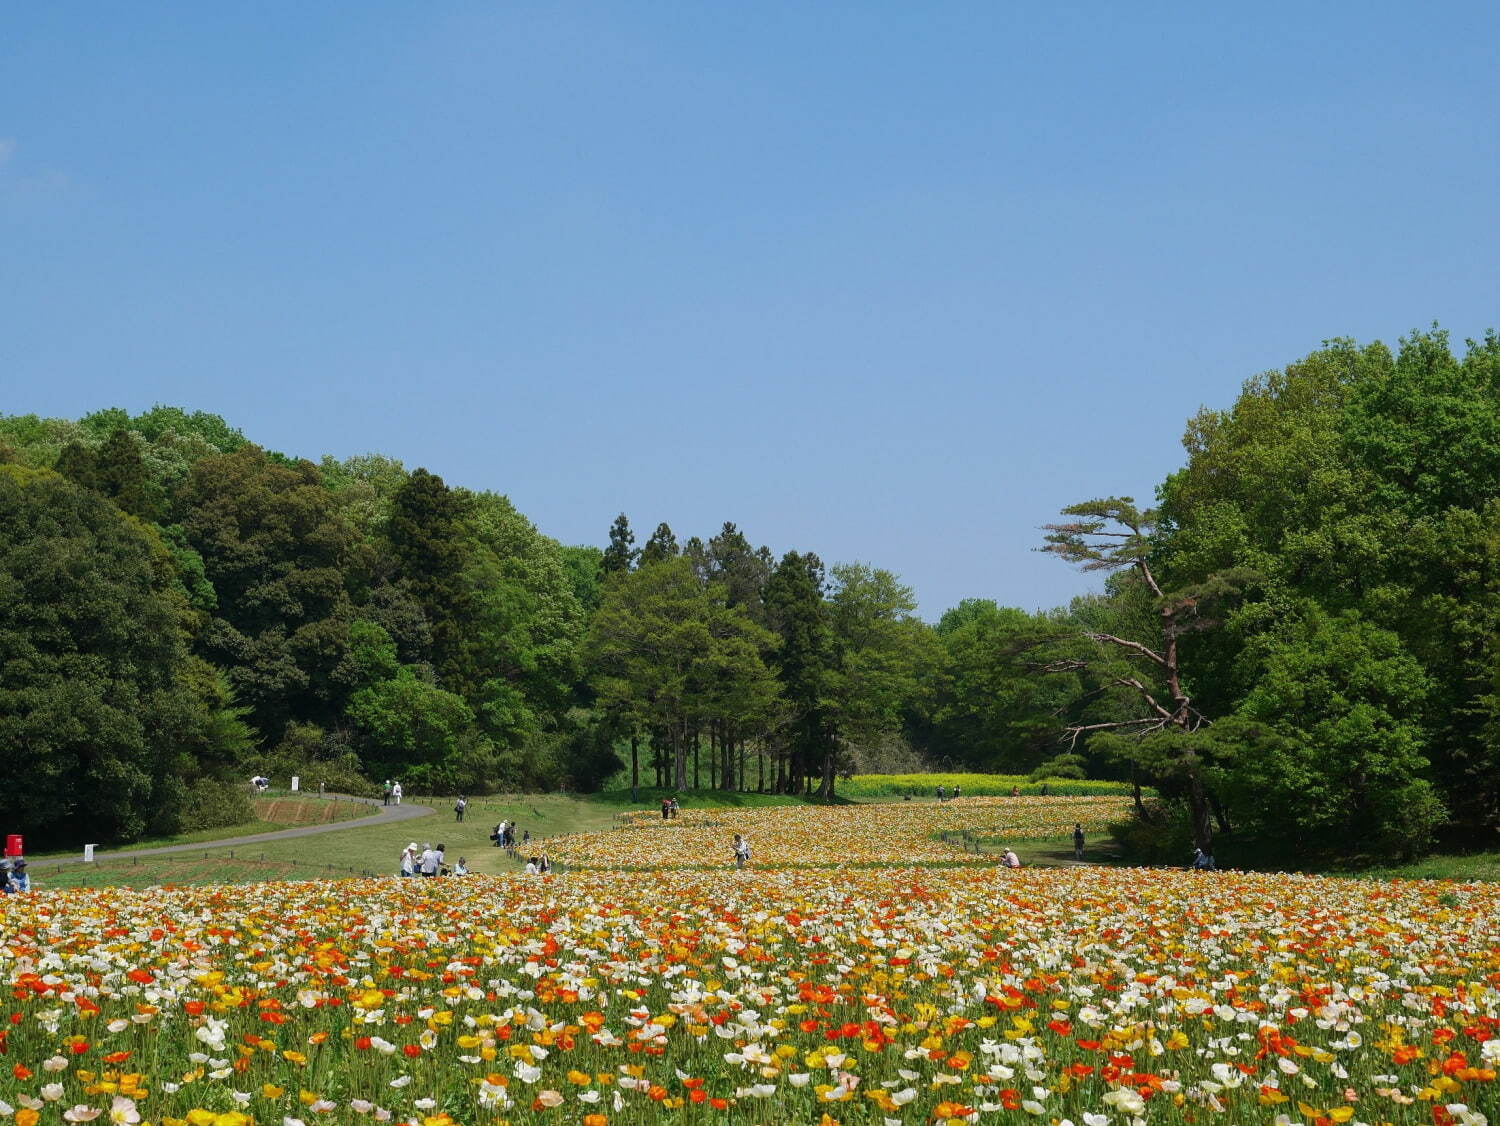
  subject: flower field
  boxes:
[2,864,1498,1125]
[840,777,1134,800]
[553,797,1133,870]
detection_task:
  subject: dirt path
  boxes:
[25,795,435,871]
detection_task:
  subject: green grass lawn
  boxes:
[1334,851,1500,882]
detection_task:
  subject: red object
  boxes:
[4,835,20,858]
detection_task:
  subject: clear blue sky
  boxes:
[4,2,1498,616]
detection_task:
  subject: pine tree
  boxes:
[639,521,679,567]
[764,551,839,797]
[599,513,636,576]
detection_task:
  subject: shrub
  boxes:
[180,776,255,832]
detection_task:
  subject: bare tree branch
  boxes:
[1083,632,1167,666]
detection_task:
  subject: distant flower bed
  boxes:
[550,796,1132,869]
[841,772,1135,798]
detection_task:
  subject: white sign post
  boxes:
[83,844,96,863]
[290,776,300,792]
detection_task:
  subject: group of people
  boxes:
[660,797,680,819]
[381,780,404,806]
[0,857,29,893]
[399,841,466,877]
[490,820,528,849]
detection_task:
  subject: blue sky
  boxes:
[4,2,1498,616]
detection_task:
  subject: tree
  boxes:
[764,552,839,797]
[177,446,359,741]
[925,601,1079,772]
[639,521,680,567]
[460,491,587,747]
[1156,329,1500,836]
[1042,497,1254,851]
[348,667,478,789]
[827,563,939,755]
[599,513,636,576]
[586,558,713,791]
[586,557,777,792]
[1219,608,1443,858]
[387,468,473,690]
[0,466,241,846]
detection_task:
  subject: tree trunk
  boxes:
[673,722,688,792]
[1186,768,1213,853]
[693,729,700,790]
[630,735,639,801]
[1210,792,1231,834]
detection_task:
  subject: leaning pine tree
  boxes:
[1041,497,1255,854]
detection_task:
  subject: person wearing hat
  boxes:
[399,842,419,878]
[9,859,28,892]
[0,858,13,894]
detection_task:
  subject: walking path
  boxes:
[26,795,435,871]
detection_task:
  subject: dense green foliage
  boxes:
[4,328,1497,860]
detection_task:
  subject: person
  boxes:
[452,857,469,876]
[937,784,947,802]
[1002,848,1022,869]
[383,780,392,806]
[399,842,418,878]
[492,820,507,848]
[433,842,447,875]
[454,796,467,823]
[523,856,539,875]
[1073,822,1085,861]
[1010,785,1020,797]
[10,860,29,892]
[537,854,551,874]
[661,797,671,821]
[1192,847,1216,871]
[1040,782,1050,796]
[953,784,961,799]
[419,843,438,877]
[732,833,749,870]
[521,828,530,846]
[0,859,14,894]
[392,781,403,805]
[670,797,680,820]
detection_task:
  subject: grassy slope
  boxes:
[29,794,375,860]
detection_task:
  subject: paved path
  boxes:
[27,795,436,871]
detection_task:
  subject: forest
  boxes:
[3,326,1499,861]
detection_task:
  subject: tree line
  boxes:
[3,325,1499,859]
